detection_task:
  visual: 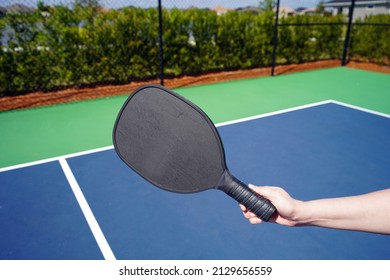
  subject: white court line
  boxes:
[215,100,333,127]
[2,99,390,173]
[330,100,390,119]
[0,145,114,173]
[59,158,116,260]
[1,101,330,172]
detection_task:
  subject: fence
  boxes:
[0,0,389,96]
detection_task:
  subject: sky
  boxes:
[0,0,322,9]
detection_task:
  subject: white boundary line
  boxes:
[59,158,116,260]
[215,100,332,127]
[330,100,390,119]
[0,145,114,173]
[2,99,390,173]
[1,101,330,173]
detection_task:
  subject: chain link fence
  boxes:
[0,0,389,96]
[1,0,162,95]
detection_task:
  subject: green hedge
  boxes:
[278,14,345,63]
[0,6,161,95]
[351,15,390,65]
[1,5,389,96]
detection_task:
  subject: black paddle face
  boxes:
[113,84,276,221]
[113,85,226,193]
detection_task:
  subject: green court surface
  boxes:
[1,67,389,168]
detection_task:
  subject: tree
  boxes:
[73,0,100,8]
[259,0,277,12]
[315,1,325,14]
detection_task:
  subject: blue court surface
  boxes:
[1,101,389,260]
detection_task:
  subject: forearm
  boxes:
[294,189,390,234]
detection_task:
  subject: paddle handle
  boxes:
[218,170,277,222]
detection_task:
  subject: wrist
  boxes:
[290,200,313,226]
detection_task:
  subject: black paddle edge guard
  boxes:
[217,170,277,222]
[112,84,227,193]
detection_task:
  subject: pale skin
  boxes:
[241,185,390,234]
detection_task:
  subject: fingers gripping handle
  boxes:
[218,170,277,222]
[233,183,276,222]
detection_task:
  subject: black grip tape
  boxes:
[217,170,277,222]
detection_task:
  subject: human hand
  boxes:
[240,185,303,226]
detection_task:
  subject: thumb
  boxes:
[248,184,270,196]
[248,184,279,203]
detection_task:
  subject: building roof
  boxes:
[275,6,296,13]
[295,7,308,12]
[5,3,35,13]
[323,0,389,6]
[236,6,261,14]
[298,8,316,14]
[212,6,231,15]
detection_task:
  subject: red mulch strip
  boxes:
[1,60,389,112]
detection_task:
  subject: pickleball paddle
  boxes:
[113,84,276,221]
